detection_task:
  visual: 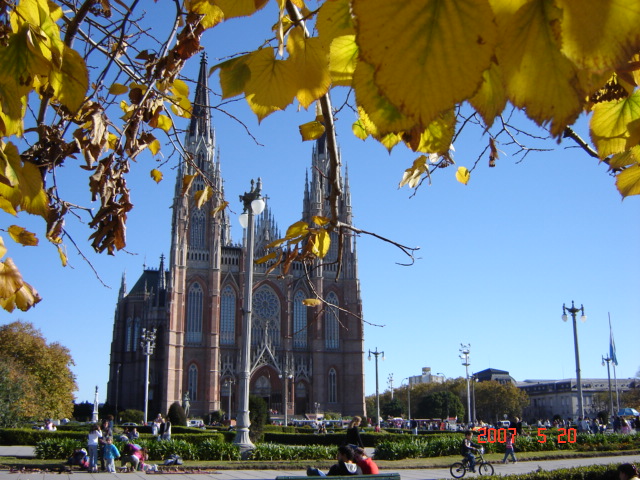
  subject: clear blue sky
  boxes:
[3,5,639,407]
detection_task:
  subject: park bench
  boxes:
[276,474,400,480]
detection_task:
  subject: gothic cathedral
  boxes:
[106,55,366,421]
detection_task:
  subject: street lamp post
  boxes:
[401,377,412,430]
[388,374,394,400]
[601,355,615,418]
[223,379,235,423]
[368,348,384,429]
[279,354,294,427]
[459,344,471,426]
[235,179,265,455]
[140,327,157,425]
[562,301,586,419]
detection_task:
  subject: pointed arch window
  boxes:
[328,368,337,403]
[125,318,133,352]
[133,318,141,352]
[324,292,339,350]
[190,211,206,249]
[252,286,280,347]
[220,285,236,345]
[186,283,203,344]
[188,364,198,402]
[293,291,307,349]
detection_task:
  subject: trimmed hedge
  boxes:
[491,464,619,480]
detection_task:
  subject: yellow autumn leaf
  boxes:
[285,220,309,241]
[316,0,355,47]
[0,257,23,299]
[590,92,640,158]
[255,251,277,264]
[8,225,38,246]
[150,169,163,183]
[608,146,640,171]
[456,166,471,185]
[616,163,640,197]
[0,237,5,258]
[181,174,197,196]
[403,110,456,154]
[287,27,331,109]
[148,139,161,156]
[48,46,89,112]
[0,277,41,312]
[0,143,48,218]
[156,114,172,132]
[302,298,322,307]
[299,120,325,141]
[498,1,583,136]
[311,216,330,227]
[109,83,129,95]
[57,245,67,267]
[265,237,288,249]
[352,0,496,129]
[214,0,269,19]
[557,0,640,73]
[211,200,229,217]
[399,155,428,189]
[352,107,403,151]
[309,230,331,258]
[244,48,297,119]
[353,60,416,136]
[329,34,358,87]
[469,61,508,128]
[212,55,251,100]
[194,185,213,209]
[186,0,224,29]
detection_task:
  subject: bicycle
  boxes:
[449,447,495,478]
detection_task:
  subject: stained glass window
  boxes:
[125,318,132,352]
[220,286,236,345]
[293,291,307,349]
[133,318,141,352]
[187,283,203,344]
[325,292,339,349]
[328,368,337,403]
[188,364,198,402]
[252,286,280,346]
[190,211,206,249]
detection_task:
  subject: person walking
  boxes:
[345,416,364,448]
[502,431,517,463]
[87,423,103,473]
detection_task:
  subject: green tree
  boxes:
[0,321,76,420]
[0,358,27,427]
[381,397,405,419]
[119,409,144,425]
[474,381,529,424]
[73,401,94,422]
[415,391,465,420]
[167,401,187,426]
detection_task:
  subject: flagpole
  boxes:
[609,313,620,412]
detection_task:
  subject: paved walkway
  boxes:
[0,446,637,480]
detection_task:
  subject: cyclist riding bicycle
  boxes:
[460,430,480,472]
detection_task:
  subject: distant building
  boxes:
[474,368,516,385]
[409,367,444,385]
[517,378,635,421]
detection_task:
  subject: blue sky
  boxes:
[3,5,639,407]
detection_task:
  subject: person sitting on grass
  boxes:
[353,447,379,474]
[307,445,363,476]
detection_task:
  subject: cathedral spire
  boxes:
[188,53,213,139]
[158,254,166,291]
[118,272,127,301]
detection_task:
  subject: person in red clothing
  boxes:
[353,447,379,474]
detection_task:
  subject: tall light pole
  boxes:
[223,378,235,424]
[388,374,394,399]
[368,348,384,429]
[562,301,586,419]
[279,354,294,427]
[401,378,412,428]
[601,355,614,418]
[235,178,265,455]
[140,327,157,425]
[459,344,471,426]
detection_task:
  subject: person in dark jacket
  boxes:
[345,416,364,448]
[307,446,363,477]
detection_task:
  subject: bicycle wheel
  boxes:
[450,462,467,478]
[478,462,494,476]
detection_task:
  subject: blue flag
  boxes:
[609,317,618,366]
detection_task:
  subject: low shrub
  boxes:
[250,443,336,461]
